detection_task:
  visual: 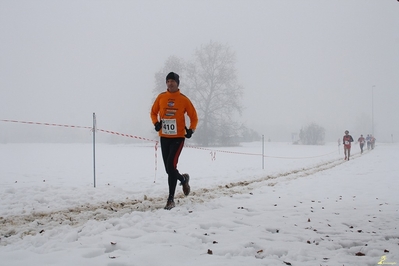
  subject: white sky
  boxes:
[1,0,398,142]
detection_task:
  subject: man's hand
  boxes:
[185,127,193,138]
[154,121,162,132]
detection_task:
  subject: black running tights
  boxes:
[160,137,185,200]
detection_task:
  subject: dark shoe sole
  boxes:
[182,173,190,196]
[164,200,175,210]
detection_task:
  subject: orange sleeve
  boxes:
[185,98,198,130]
[150,94,161,125]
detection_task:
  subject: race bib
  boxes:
[162,119,177,135]
[345,141,350,145]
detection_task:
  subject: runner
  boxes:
[358,134,366,154]
[150,72,198,210]
[370,135,376,150]
[343,130,354,160]
[366,134,372,150]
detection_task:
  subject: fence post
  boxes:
[262,135,264,169]
[93,113,96,188]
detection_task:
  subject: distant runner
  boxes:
[358,134,365,154]
[343,130,354,160]
[370,135,376,150]
[366,134,372,150]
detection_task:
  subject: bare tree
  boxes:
[185,41,243,146]
[299,123,326,145]
[153,41,244,146]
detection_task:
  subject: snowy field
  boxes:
[0,141,398,266]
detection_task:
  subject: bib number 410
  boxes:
[162,119,177,135]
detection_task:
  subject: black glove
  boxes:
[154,121,162,132]
[185,127,193,138]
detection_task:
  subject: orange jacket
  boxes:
[151,89,198,138]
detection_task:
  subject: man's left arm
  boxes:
[186,100,198,131]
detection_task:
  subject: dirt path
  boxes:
[0,154,353,245]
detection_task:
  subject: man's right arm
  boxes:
[150,96,160,125]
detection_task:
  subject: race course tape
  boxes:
[0,119,157,143]
[0,119,92,129]
[1,119,337,159]
[184,144,337,159]
[96,129,157,143]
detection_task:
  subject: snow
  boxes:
[0,141,398,266]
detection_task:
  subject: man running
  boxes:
[366,134,372,150]
[358,134,365,154]
[151,72,198,210]
[370,135,376,150]
[343,130,354,160]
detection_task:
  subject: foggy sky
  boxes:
[1,0,398,143]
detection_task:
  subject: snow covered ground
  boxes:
[0,141,398,266]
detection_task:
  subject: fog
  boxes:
[1,0,398,143]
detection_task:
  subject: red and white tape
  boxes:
[0,119,92,130]
[1,119,337,160]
